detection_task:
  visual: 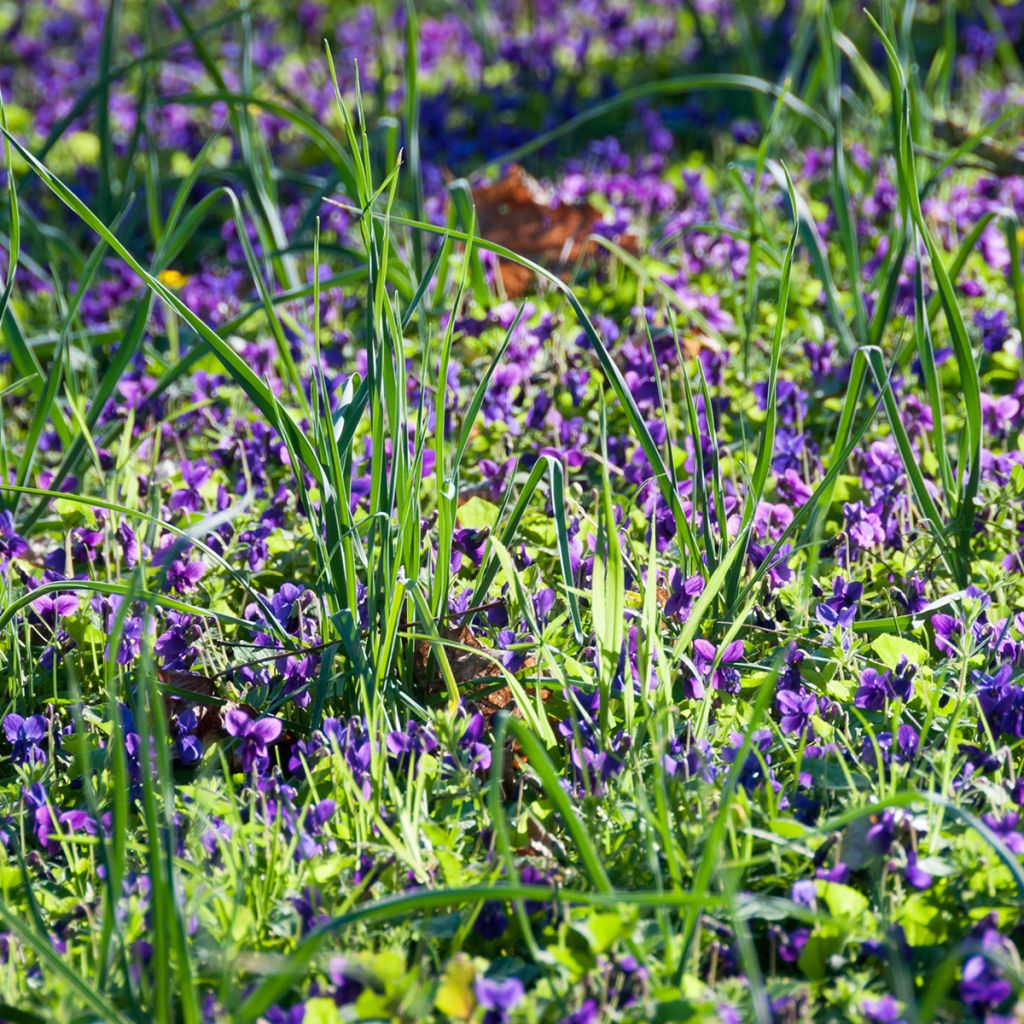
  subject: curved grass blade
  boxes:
[765,159,857,354]
[235,883,726,1022]
[0,97,72,449]
[0,129,325,490]
[675,656,780,979]
[868,14,982,581]
[0,900,133,1024]
[469,454,584,642]
[471,73,831,174]
[725,164,799,608]
[913,246,955,504]
[0,579,258,634]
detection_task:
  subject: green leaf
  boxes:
[593,443,624,734]
[871,633,929,672]
[797,924,844,981]
[817,881,869,921]
[581,911,633,954]
[457,497,501,532]
[301,999,343,1024]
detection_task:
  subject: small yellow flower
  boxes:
[158,269,187,288]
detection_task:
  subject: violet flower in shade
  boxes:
[663,732,715,783]
[385,720,438,773]
[264,1007,305,1024]
[861,995,907,1024]
[816,862,850,883]
[473,900,509,941]
[474,976,524,1024]
[166,556,206,594]
[771,427,810,475]
[862,726,919,770]
[931,612,967,657]
[30,590,79,628]
[687,637,744,697]
[321,716,373,796]
[893,725,920,763]
[816,576,862,629]
[496,629,529,672]
[974,307,1010,353]
[557,685,601,744]
[25,785,96,854]
[902,849,933,891]
[200,817,232,862]
[266,582,311,629]
[748,541,793,590]
[866,810,899,854]
[855,669,889,711]
[154,611,202,670]
[295,799,336,861]
[663,569,704,621]
[451,526,490,572]
[771,924,810,963]
[174,708,203,766]
[168,459,211,513]
[804,337,835,380]
[889,657,918,701]
[981,812,1024,855]
[2,714,47,765]
[518,864,554,918]
[975,664,1024,740]
[532,587,556,626]
[721,729,774,792]
[0,510,28,573]
[608,953,649,1008]
[110,616,149,666]
[222,709,282,773]
[754,377,807,426]
[116,519,144,570]
[43,526,104,570]
[776,467,813,506]
[891,575,928,614]
[560,999,600,1024]
[446,709,491,774]
[770,994,808,1019]
[778,642,805,692]
[568,729,632,797]
[326,956,367,1006]
[961,939,1013,1012]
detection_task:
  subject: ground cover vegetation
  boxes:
[1,1,1024,1021]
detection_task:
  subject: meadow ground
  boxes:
[1,2,1024,1022]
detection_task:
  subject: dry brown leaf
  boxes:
[413,622,554,729]
[414,622,495,693]
[157,669,295,755]
[471,164,636,298]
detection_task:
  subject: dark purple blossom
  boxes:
[776,689,817,737]
[3,715,47,765]
[166,557,206,594]
[475,976,524,1024]
[223,710,282,773]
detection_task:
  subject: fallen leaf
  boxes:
[471,164,634,297]
[414,623,494,693]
